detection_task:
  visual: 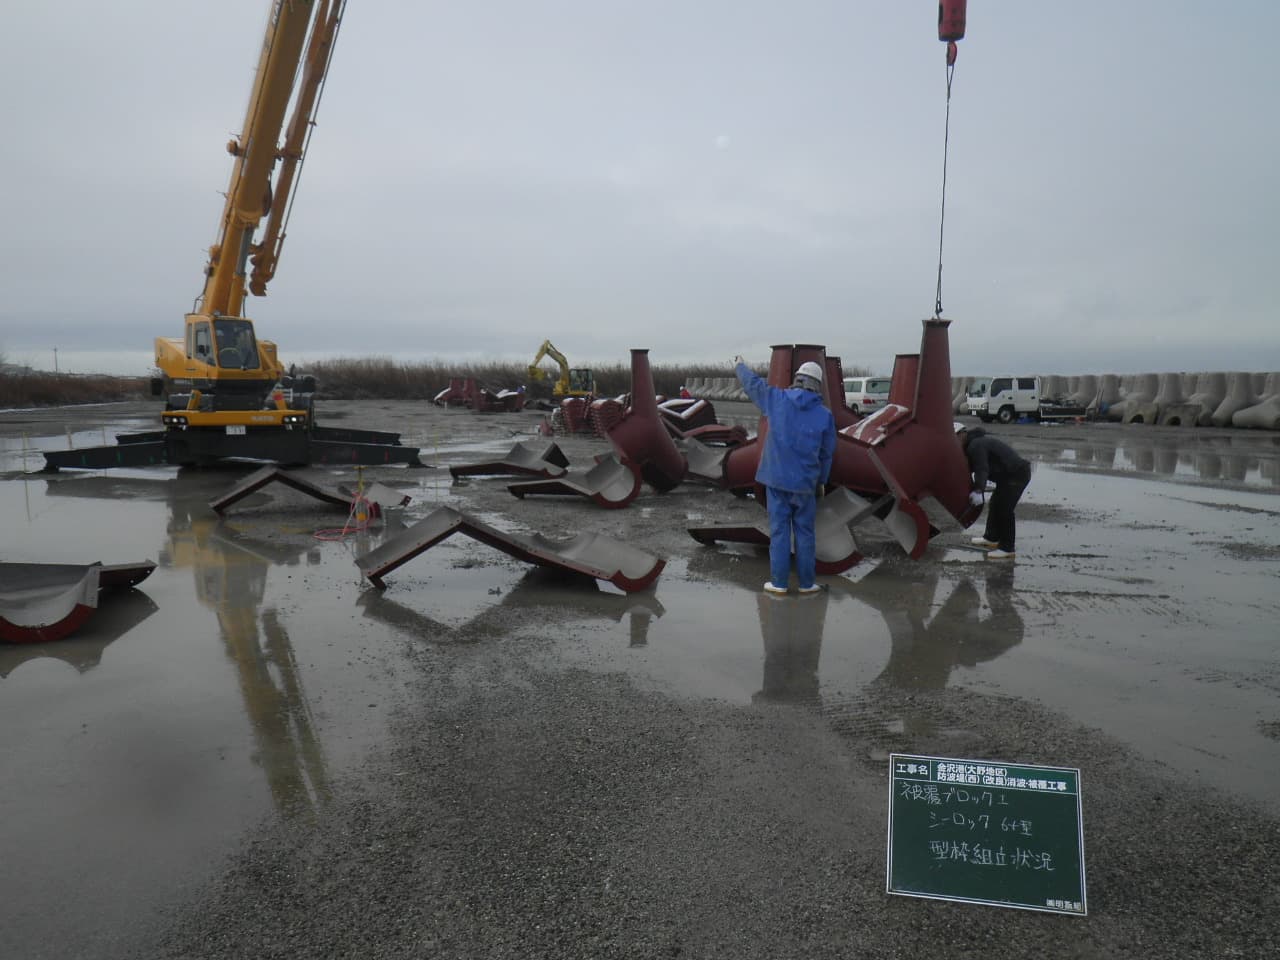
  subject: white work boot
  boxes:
[985,548,1016,560]
[762,581,789,595]
[971,537,998,548]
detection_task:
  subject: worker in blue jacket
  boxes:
[735,356,837,595]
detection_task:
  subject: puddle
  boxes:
[0,471,427,955]
[1029,435,1280,488]
[527,464,1280,819]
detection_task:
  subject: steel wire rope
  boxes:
[933,60,957,319]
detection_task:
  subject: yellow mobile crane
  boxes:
[44,0,419,470]
[527,340,595,398]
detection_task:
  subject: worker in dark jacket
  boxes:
[736,357,837,594]
[956,423,1031,559]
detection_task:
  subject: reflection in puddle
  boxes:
[844,562,1023,694]
[753,590,827,705]
[0,589,158,678]
[0,467,435,959]
[359,564,665,645]
[1042,435,1280,486]
[167,514,331,817]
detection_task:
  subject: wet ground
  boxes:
[1,399,1278,958]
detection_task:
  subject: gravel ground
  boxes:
[138,640,1278,960]
[6,400,1278,958]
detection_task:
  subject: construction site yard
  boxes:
[2,398,1279,959]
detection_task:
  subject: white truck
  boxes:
[967,376,1087,423]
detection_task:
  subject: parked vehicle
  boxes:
[842,376,892,414]
[967,375,1088,423]
[967,376,1041,423]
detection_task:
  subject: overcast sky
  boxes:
[2,1,1276,378]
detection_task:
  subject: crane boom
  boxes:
[204,0,320,319]
[249,0,345,298]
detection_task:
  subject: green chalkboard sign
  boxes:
[887,754,1087,915]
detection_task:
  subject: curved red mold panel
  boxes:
[507,454,642,510]
[356,506,664,592]
[448,440,571,479]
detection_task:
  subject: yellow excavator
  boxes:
[527,340,595,398]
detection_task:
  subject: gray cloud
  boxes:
[2,1,1276,377]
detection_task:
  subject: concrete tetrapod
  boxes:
[356,506,665,592]
[1211,372,1259,427]
[1114,373,1159,424]
[1068,375,1098,407]
[1089,374,1123,417]
[1178,372,1228,426]
[1233,373,1280,429]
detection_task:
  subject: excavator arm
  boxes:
[527,340,573,396]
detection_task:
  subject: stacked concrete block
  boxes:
[1114,373,1159,423]
[1150,373,1190,426]
[1211,372,1258,427]
[1041,375,1068,402]
[1182,372,1227,426]
[700,377,747,401]
[1233,372,1280,429]
[947,369,1276,429]
[1088,375,1122,417]
[1069,375,1098,406]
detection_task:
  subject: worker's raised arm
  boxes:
[735,360,772,412]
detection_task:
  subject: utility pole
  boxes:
[53,347,58,374]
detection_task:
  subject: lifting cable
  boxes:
[933,1,967,319]
[933,57,956,319]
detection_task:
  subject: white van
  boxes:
[842,376,892,414]
[967,376,1041,423]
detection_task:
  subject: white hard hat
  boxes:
[796,361,824,384]
[953,421,967,434]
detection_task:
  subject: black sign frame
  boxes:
[887,753,1087,915]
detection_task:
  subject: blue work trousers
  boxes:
[767,487,818,590]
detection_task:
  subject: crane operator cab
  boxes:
[188,317,260,371]
[209,318,261,371]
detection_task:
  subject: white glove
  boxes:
[968,490,984,507]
